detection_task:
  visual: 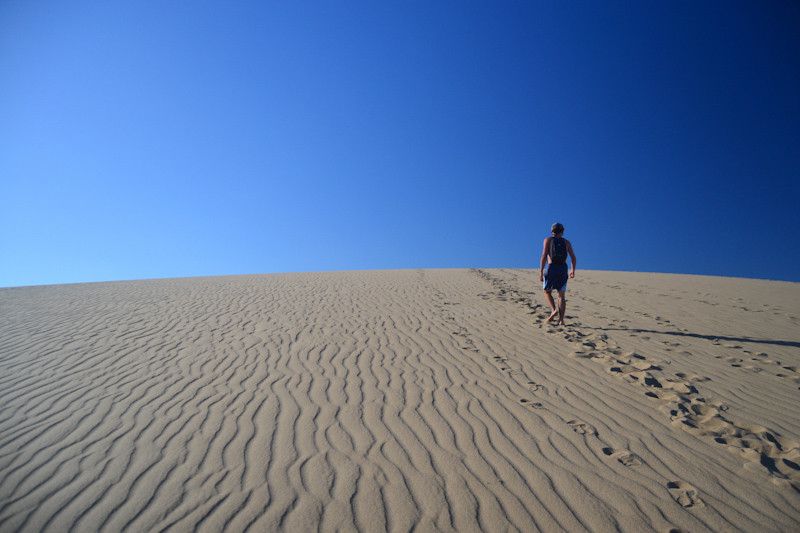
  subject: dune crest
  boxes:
[2,269,799,531]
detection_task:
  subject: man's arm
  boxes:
[539,237,551,282]
[566,239,577,278]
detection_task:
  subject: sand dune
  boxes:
[1,269,799,532]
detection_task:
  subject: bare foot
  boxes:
[546,310,559,323]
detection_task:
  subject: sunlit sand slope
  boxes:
[1,269,799,532]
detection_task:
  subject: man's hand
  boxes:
[539,271,544,282]
[569,270,575,279]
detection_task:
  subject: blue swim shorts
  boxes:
[543,263,569,291]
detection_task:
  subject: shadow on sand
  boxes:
[583,327,800,349]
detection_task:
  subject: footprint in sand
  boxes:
[527,382,547,392]
[675,372,711,383]
[568,350,595,359]
[602,447,642,466]
[741,365,763,372]
[567,420,598,436]
[519,399,544,409]
[667,481,704,508]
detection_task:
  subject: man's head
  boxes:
[551,222,564,236]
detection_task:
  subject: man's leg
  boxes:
[544,290,558,322]
[557,290,567,325]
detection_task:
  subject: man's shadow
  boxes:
[582,327,800,349]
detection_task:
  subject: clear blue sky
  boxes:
[2,1,799,287]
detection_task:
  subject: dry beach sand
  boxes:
[1,268,799,532]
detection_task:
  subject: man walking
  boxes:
[539,222,577,325]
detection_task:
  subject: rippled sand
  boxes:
[1,269,799,531]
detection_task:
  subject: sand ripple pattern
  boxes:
[2,270,800,532]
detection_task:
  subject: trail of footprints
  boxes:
[472,269,800,510]
[577,285,800,485]
[472,271,705,509]
[714,346,800,387]
[567,328,800,495]
[587,295,800,389]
